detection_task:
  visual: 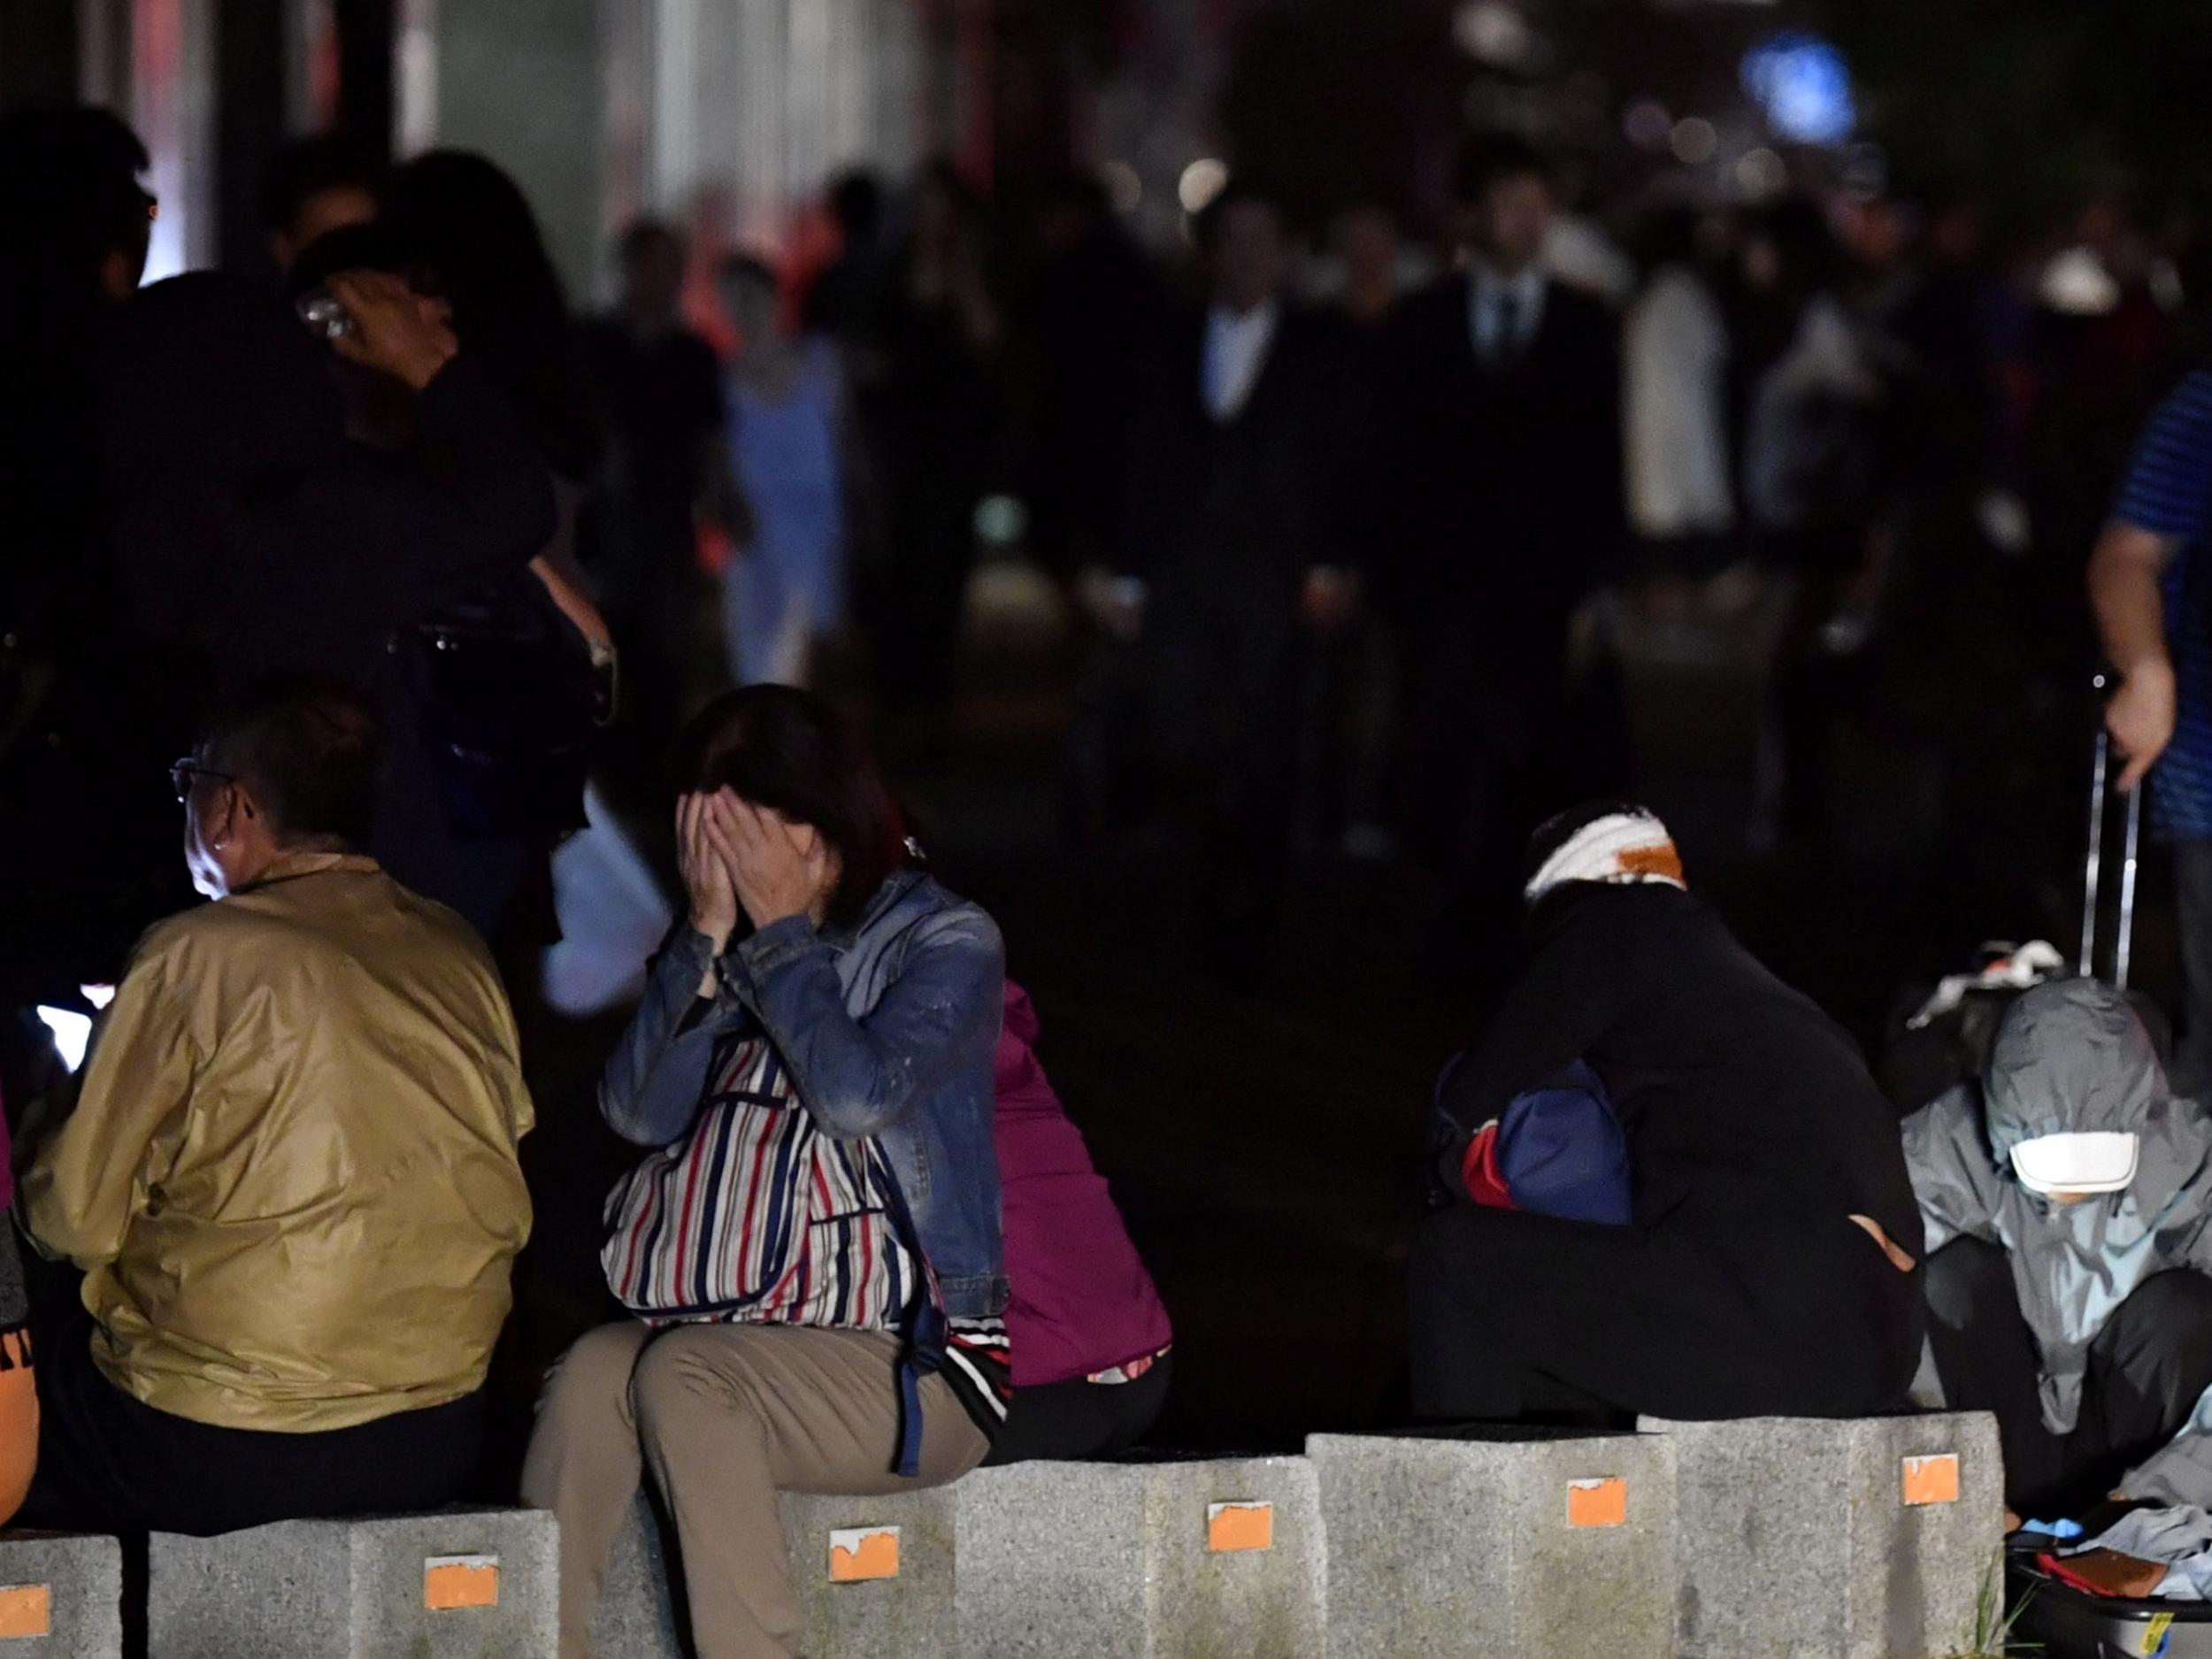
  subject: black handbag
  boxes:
[411,577,611,841]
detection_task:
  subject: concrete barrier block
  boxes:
[590,1486,958,1658]
[0,1533,123,1656]
[148,1509,557,1659]
[1308,1429,1675,1659]
[1644,1411,2004,1659]
[590,1496,683,1659]
[956,1455,1326,1659]
[779,1487,956,1658]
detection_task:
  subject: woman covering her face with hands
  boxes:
[521,685,1008,1659]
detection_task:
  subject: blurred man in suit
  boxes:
[1117,183,1348,965]
[1376,135,1624,935]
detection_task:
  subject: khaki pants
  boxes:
[520,1322,987,1659]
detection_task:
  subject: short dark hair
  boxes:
[281,219,406,301]
[618,219,683,267]
[716,252,778,295]
[673,687,909,929]
[1041,168,1111,219]
[199,679,385,849]
[1335,196,1402,230]
[1193,180,1285,251]
[0,105,153,296]
[1455,133,1552,207]
[826,169,885,241]
[260,134,383,235]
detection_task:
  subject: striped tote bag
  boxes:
[601,1029,913,1327]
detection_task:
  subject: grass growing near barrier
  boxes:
[1945,1553,2036,1659]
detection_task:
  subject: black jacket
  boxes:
[1122,304,1337,595]
[102,273,557,918]
[1442,883,1922,1274]
[1372,273,1623,634]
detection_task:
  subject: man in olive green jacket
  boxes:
[21,681,534,1534]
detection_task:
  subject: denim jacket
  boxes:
[599,868,1009,1319]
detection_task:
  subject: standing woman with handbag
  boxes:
[522,686,1008,1659]
[378,151,611,944]
[99,267,558,933]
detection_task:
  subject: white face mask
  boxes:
[2008,1131,2140,1198]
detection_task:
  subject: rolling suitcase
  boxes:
[1878,715,2167,1113]
[2080,717,2145,990]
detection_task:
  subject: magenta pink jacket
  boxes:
[995,983,1172,1387]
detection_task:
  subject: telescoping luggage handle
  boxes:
[2084,671,2143,989]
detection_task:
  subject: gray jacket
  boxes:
[1902,978,2212,1502]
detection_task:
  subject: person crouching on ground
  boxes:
[521,686,1008,1659]
[1409,802,1923,1423]
[1908,978,2212,1520]
[19,680,534,1534]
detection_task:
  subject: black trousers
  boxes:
[1389,607,1579,944]
[1408,1203,1921,1424]
[23,1313,486,1537]
[2171,839,2212,1097]
[1924,1236,2212,1517]
[983,1355,1173,1467]
[874,495,979,718]
[1143,572,1302,956]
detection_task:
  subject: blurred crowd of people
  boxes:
[570,129,2212,979]
[17,105,2208,1001]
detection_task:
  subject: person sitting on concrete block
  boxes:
[17,680,535,1535]
[522,686,1008,1659]
[1410,802,1924,1424]
[1906,977,2212,1518]
[986,980,1172,1464]
[0,1087,34,1532]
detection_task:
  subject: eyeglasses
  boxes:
[170,759,234,803]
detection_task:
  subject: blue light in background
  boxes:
[1741,31,1855,147]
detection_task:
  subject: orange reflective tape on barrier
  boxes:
[1207,1502,1274,1553]
[424,1555,501,1610]
[828,1528,901,1583]
[0,1585,49,1640]
[1901,1455,1961,1507]
[1567,1478,1628,1528]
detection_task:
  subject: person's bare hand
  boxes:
[678,792,741,954]
[718,793,834,930]
[1101,594,1145,643]
[326,271,458,391]
[1300,566,1357,638]
[1079,566,1145,643]
[2108,659,2177,794]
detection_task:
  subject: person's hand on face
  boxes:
[713,791,836,930]
[678,791,742,953]
[325,271,459,392]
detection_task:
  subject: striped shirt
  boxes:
[2115,371,2212,839]
[603,1028,1010,1440]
